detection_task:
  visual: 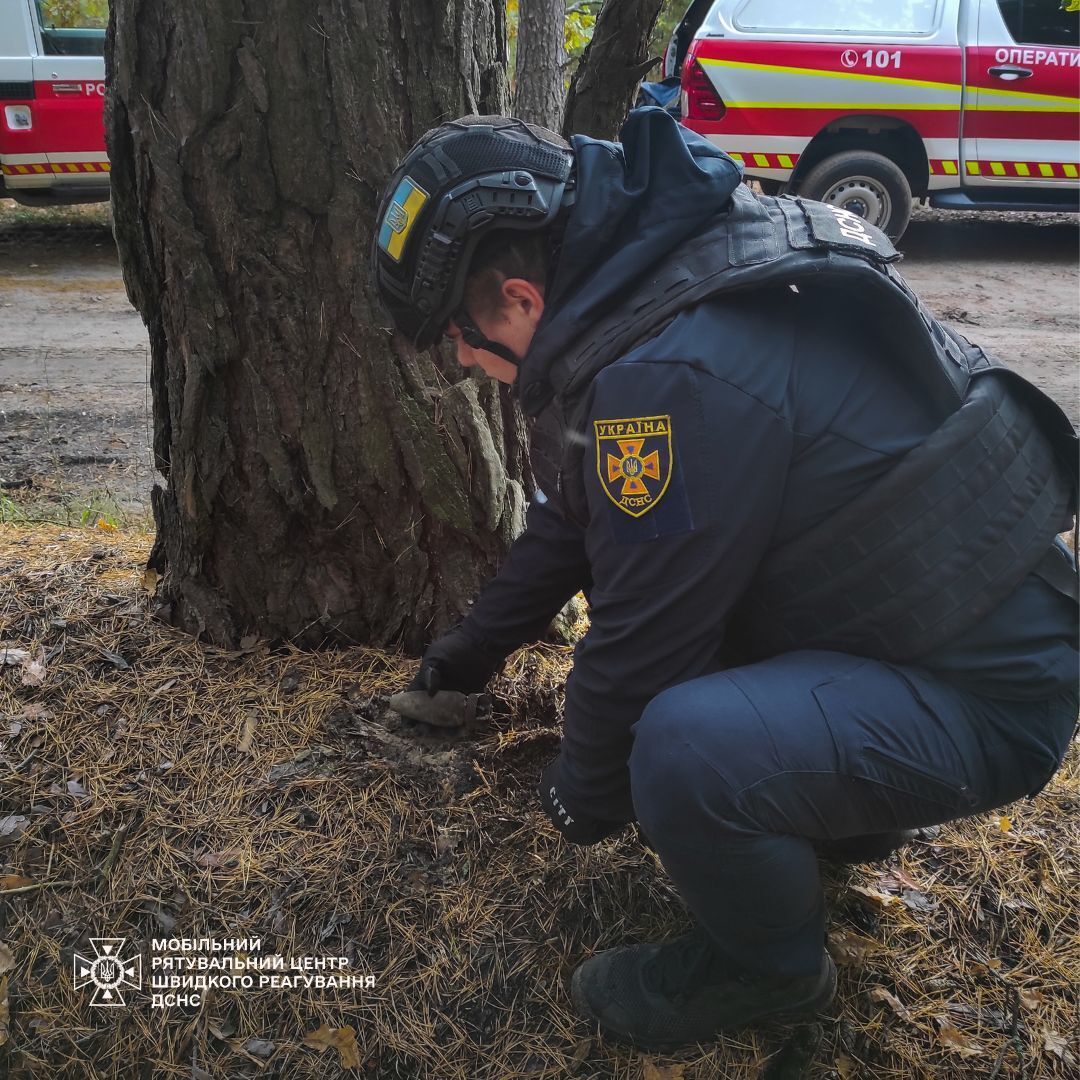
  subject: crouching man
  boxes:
[371,109,1079,1052]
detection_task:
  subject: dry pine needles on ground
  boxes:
[0,523,1077,1079]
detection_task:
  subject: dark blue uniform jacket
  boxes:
[458,112,1079,824]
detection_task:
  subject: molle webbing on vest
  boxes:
[736,375,1074,662]
[525,188,1078,660]
[531,190,970,422]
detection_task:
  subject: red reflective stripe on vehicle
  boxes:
[2,161,109,175]
[706,106,960,140]
[928,159,960,176]
[969,111,1079,142]
[965,160,1075,178]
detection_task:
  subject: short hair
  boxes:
[463,229,551,318]
[454,116,569,318]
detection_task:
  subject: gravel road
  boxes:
[0,203,1076,518]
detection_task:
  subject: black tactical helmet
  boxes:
[372,116,574,355]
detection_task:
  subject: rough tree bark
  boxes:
[562,0,665,139]
[514,0,567,130]
[104,3,532,652]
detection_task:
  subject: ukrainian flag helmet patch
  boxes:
[595,415,673,517]
[378,176,429,263]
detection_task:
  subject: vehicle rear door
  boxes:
[28,0,108,178]
[0,1,41,185]
[964,0,1079,186]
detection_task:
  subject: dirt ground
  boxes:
[0,201,1077,520]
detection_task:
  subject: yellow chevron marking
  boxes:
[942,160,958,175]
[729,152,745,162]
[16,165,28,174]
[990,161,1006,176]
[33,164,46,173]
[1064,164,1079,178]
[698,57,1078,108]
[966,161,981,174]
[753,153,770,167]
[1014,162,1031,176]
[699,57,963,95]
[928,161,936,174]
[778,154,793,169]
[1038,163,1054,176]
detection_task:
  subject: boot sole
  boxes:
[570,953,838,1053]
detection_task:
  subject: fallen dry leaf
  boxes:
[998,815,1012,833]
[140,567,159,592]
[303,1023,361,1070]
[0,942,13,975]
[877,866,922,892]
[1018,988,1045,1011]
[869,986,913,1022]
[935,1017,984,1058]
[849,884,901,910]
[827,930,882,966]
[238,713,256,755]
[568,1038,592,1064]
[95,519,117,532]
[900,888,936,913]
[0,647,30,667]
[0,875,35,891]
[0,816,29,844]
[20,651,46,687]
[835,1054,857,1079]
[642,1063,686,1080]
[1042,1030,1078,1067]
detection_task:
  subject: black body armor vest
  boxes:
[521,189,1078,664]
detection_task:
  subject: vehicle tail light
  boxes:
[683,60,726,121]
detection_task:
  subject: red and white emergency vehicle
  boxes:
[669,0,1080,237]
[0,0,108,206]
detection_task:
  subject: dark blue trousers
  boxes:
[628,651,1078,978]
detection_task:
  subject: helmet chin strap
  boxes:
[453,309,520,366]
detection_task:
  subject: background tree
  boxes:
[563,0,668,138]
[513,0,568,129]
[105,2,526,651]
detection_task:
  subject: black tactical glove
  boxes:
[538,757,625,846]
[409,623,506,696]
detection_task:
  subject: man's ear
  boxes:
[501,277,545,324]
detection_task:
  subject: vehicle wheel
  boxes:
[797,150,913,241]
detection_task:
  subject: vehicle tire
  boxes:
[797,150,913,241]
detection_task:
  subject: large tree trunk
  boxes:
[105,2,529,652]
[562,0,665,139]
[514,0,567,130]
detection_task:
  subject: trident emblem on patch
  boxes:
[594,415,673,517]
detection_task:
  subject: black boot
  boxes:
[570,924,836,1052]
[814,829,918,865]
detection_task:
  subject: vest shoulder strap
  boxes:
[538,190,969,419]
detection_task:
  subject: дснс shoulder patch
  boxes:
[594,415,673,517]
